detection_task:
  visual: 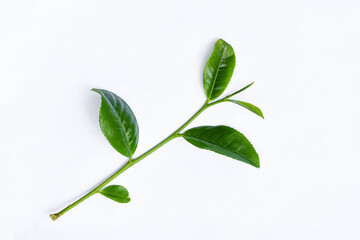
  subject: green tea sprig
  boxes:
[50,39,263,221]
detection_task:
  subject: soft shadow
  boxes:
[85,86,101,132]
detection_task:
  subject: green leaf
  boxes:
[92,89,139,158]
[225,82,254,99]
[227,100,264,119]
[100,185,131,203]
[203,39,236,101]
[182,126,260,168]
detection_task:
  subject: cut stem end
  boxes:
[50,214,59,221]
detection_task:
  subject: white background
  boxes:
[1,0,360,239]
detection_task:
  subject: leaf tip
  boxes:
[217,38,229,46]
[252,155,260,168]
[257,107,264,119]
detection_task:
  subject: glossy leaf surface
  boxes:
[183,126,259,168]
[100,185,131,203]
[92,89,139,158]
[227,100,264,119]
[203,39,236,101]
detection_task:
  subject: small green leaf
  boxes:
[92,89,139,158]
[100,185,131,203]
[203,39,236,101]
[182,126,260,168]
[227,100,264,119]
[225,82,254,99]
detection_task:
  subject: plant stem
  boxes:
[50,161,133,221]
[131,100,211,165]
[50,100,212,221]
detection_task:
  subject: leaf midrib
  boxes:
[101,191,129,199]
[103,94,132,157]
[184,135,250,160]
[208,45,227,100]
